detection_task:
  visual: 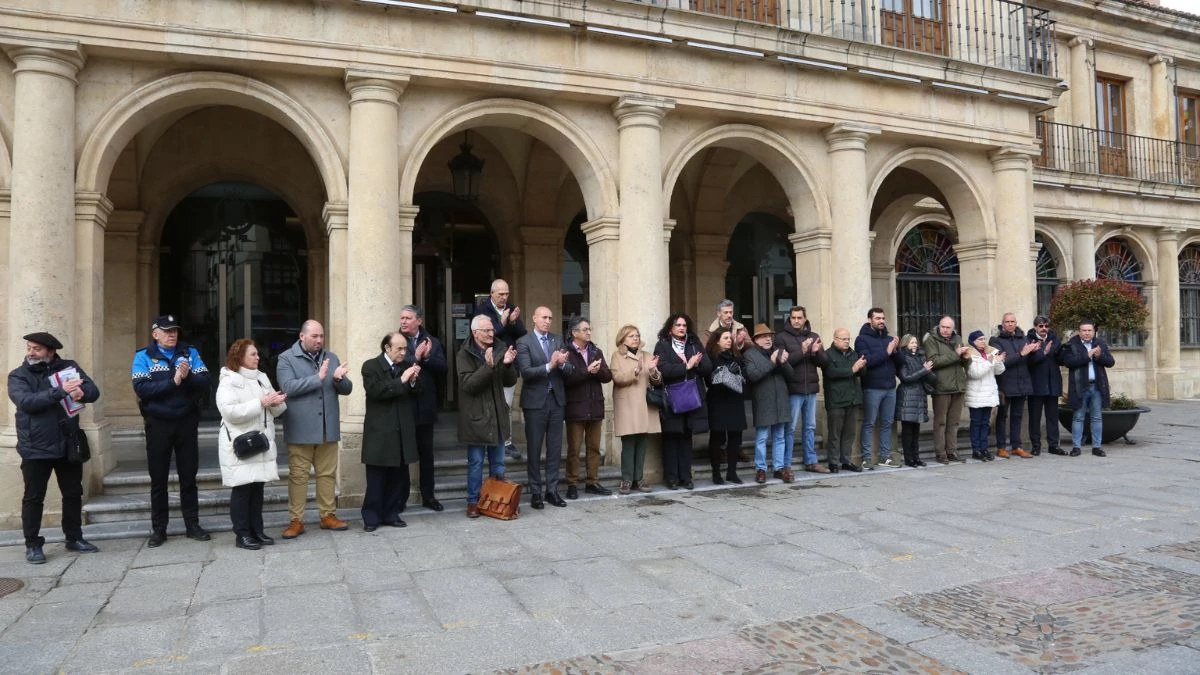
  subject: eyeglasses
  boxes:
[473,328,495,334]
[575,327,592,333]
[1036,323,1049,328]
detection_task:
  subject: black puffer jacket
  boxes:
[896,349,935,423]
[989,326,1033,396]
[8,357,101,460]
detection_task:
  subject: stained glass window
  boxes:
[1180,245,1200,346]
[1035,235,1059,317]
[896,224,960,340]
[1095,238,1144,347]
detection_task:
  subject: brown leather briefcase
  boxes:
[477,477,522,520]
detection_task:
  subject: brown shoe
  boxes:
[635,481,653,493]
[782,468,795,483]
[755,469,767,484]
[619,480,632,495]
[996,447,1009,458]
[1012,447,1033,458]
[806,464,830,474]
[466,504,480,519]
[281,519,305,539]
[319,514,349,531]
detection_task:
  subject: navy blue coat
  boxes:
[131,341,210,419]
[1059,335,1115,408]
[402,327,447,426]
[475,301,527,349]
[854,323,904,391]
[1025,330,1063,397]
[989,327,1034,396]
[8,357,101,460]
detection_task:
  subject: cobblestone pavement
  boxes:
[0,401,1198,673]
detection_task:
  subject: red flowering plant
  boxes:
[1048,278,1149,337]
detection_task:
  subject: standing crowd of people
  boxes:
[9,283,1118,563]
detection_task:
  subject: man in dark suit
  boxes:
[398,304,446,511]
[359,332,420,530]
[475,278,527,460]
[516,306,574,509]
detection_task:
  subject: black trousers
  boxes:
[145,414,200,533]
[662,432,694,484]
[229,482,265,538]
[524,398,564,495]
[1027,395,1061,452]
[415,423,436,502]
[900,421,921,464]
[362,464,410,527]
[708,430,742,471]
[22,457,84,547]
[994,395,1027,450]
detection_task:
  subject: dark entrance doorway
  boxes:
[725,213,796,331]
[158,182,308,414]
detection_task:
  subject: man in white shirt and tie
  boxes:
[515,306,574,509]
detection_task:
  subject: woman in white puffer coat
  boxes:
[216,338,287,550]
[964,329,1005,462]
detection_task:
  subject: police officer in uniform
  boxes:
[131,315,212,547]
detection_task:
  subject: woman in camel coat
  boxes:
[610,324,662,494]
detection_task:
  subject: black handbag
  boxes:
[646,385,665,408]
[62,420,90,463]
[225,410,270,459]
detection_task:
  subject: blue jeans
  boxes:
[788,394,819,466]
[1072,384,1104,449]
[969,407,992,451]
[860,387,896,464]
[755,423,786,471]
[466,445,506,505]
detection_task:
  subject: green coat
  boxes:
[821,347,863,409]
[922,329,969,394]
[360,354,418,467]
[457,340,519,446]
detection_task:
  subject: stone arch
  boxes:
[868,147,994,243]
[892,213,955,262]
[1034,225,1069,280]
[662,124,830,232]
[399,98,618,221]
[0,131,10,188]
[1095,230,1157,283]
[1178,233,1200,252]
[870,194,953,268]
[76,71,348,203]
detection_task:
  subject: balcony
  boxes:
[632,0,1056,75]
[1036,120,1200,187]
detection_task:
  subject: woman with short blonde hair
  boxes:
[610,324,662,494]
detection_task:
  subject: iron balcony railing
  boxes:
[1035,119,1200,186]
[637,0,1056,75]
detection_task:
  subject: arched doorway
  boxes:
[895,224,961,339]
[725,214,795,330]
[561,212,589,336]
[158,181,308,412]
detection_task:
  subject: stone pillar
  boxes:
[74,192,112,494]
[104,211,144,430]
[789,230,832,337]
[825,122,881,334]
[614,95,675,336]
[398,204,420,303]
[0,190,10,434]
[1068,37,1095,127]
[1071,220,1099,280]
[0,42,85,529]
[1156,228,1183,397]
[1148,55,1175,140]
[581,216,621,464]
[956,241,998,336]
[520,226,564,321]
[692,234,729,328]
[990,148,1038,324]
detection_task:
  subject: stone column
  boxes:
[74,192,112,494]
[1156,228,1183,397]
[692,234,729,328]
[0,190,10,434]
[398,204,420,303]
[520,226,564,321]
[104,211,145,430]
[956,241,998,335]
[614,95,675,336]
[825,122,880,334]
[1071,220,1099,280]
[1068,37,1095,127]
[1148,55,1175,140]
[581,216,620,464]
[990,148,1039,324]
[789,230,832,337]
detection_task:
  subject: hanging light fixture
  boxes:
[448,130,484,201]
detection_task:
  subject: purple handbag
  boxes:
[665,377,703,414]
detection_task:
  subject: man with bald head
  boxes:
[277,319,354,538]
[516,306,574,509]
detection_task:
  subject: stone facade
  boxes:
[0,0,1195,527]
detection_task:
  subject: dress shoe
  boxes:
[1069,447,1082,457]
[1048,447,1067,456]
[681,481,695,490]
[1091,447,1106,457]
[635,481,653,493]
[382,519,407,527]
[711,470,726,485]
[566,484,579,500]
[320,514,349,531]
[282,520,305,539]
[530,494,545,510]
[235,535,262,550]
[422,499,444,512]
[726,472,743,484]
[147,530,167,548]
[185,525,211,541]
[781,468,795,483]
[585,483,612,496]
[1012,447,1033,458]
[65,539,99,553]
[364,524,378,532]
[619,480,632,494]
[467,503,481,518]
[915,460,927,467]
[25,546,45,564]
[666,481,678,490]
[772,469,785,480]
[947,453,964,462]
[253,532,275,546]
[1030,448,1042,456]
[982,451,994,461]
[972,451,984,460]
[843,463,862,473]
[996,447,1009,458]
[755,469,766,484]
[545,492,567,507]
[806,463,830,474]
[905,461,918,468]
[828,464,840,473]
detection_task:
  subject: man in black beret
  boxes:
[7,332,101,564]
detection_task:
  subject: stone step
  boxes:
[82,484,317,524]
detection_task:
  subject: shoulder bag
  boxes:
[478,476,522,520]
[224,396,271,460]
[711,364,743,394]
[61,419,91,463]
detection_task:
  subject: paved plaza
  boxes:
[1,401,1198,674]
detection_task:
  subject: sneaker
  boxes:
[618,481,632,495]
[864,463,876,471]
[505,441,523,461]
[881,458,903,468]
[1069,447,1082,457]
[636,481,653,493]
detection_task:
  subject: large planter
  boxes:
[1057,406,1150,445]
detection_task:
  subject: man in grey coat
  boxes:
[276,320,353,538]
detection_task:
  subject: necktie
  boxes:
[541,334,551,361]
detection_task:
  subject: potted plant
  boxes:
[1049,279,1151,444]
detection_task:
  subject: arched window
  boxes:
[1035,235,1060,317]
[895,224,960,340]
[1095,238,1145,347]
[1180,245,1200,346]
